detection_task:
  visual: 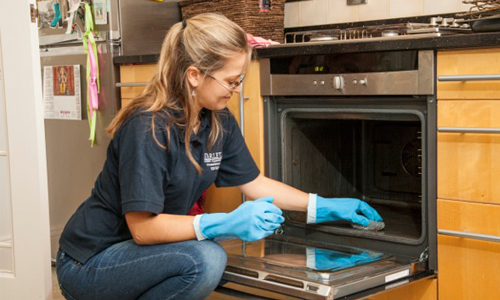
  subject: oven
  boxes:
[215,49,437,300]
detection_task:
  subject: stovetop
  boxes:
[280,16,473,47]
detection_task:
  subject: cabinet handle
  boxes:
[438,229,500,243]
[438,74,500,81]
[115,82,147,87]
[438,127,500,134]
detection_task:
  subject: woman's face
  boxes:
[196,51,248,111]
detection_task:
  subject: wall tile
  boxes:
[458,0,474,15]
[358,0,389,22]
[300,0,329,26]
[424,0,460,15]
[328,0,358,24]
[284,2,301,28]
[389,0,424,18]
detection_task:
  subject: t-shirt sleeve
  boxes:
[214,112,260,187]
[117,113,168,215]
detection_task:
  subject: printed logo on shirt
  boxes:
[204,152,222,171]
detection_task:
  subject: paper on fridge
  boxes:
[43,65,82,120]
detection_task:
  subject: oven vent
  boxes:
[401,139,422,177]
[264,274,305,288]
[225,266,259,278]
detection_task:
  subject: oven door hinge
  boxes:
[419,247,429,262]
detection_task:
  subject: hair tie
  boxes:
[182,19,187,29]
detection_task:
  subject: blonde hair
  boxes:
[107,13,251,173]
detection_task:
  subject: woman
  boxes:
[56,13,382,300]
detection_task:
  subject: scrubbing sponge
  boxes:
[352,220,385,231]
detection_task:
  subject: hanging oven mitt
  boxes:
[82,2,100,146]
[306,248,375,271]
[193,196,284,241]
[306,194,383,226]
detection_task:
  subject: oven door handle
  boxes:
[438,229,500,243]
[438,74,500,81]
[438,127,500,134]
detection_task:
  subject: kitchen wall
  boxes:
[285,0,472,28]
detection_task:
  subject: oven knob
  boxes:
[320,80,325,85]
[333,75,343,90]
[353,80,358,85]
[313,80,318,86]
[359,79,367,85]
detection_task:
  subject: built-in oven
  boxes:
[217,50,437,300]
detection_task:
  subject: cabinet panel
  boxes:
[119,64,156,99]
[437,48,500,100]
[438,235,500,300]
[438,199,500,237]
[437,101,500,203]
[437,132,500,203]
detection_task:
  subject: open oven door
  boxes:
[216,236,432,300]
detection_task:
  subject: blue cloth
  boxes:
[199,196,284,241]
[307,248,375,271]
[59,108,260,264]
[56,239,227,300]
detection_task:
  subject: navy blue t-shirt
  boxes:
[59,108,260,264]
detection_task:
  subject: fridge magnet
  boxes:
[43,65,82,120]
[93,0,108,25]
[37,0,56,29]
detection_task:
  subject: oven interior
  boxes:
[281,111,425,246]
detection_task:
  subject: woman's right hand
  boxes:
[198,196,284,241]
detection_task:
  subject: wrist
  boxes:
[197,213,228,239]
[306,193,318,224]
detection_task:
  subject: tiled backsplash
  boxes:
[285,0,472,27]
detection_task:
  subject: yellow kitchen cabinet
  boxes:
[118,64,156,108]
[205,60,265,213]
[437,48,500,300]
[437,48,500,100]
[438,200,500,300]
[437,100,500,204]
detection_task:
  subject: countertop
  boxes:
[113,13,500,64]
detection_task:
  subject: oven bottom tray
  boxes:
[218,238,425,300]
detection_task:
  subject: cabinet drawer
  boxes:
[438,199,500,237]
[437,48,500,100]
[438,101,500,203]
[438,235,500,300]
[437,133,500,203]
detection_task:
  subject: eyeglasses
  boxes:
[204,72,245,93]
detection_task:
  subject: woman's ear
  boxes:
[186,66,201,88]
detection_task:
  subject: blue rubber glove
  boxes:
[195,196,284,241]
[306,194,383,226]
[306,248,375,271]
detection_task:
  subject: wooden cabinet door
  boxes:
[437,48,500,100]
[438,235,500,300]
[119,64,156,108]
[205,61,264,213]
[437,100,500,204]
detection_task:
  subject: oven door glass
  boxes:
[219,237,420,300]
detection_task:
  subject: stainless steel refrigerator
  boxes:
[39,0,180,258]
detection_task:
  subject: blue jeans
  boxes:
[56,239,227,300]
